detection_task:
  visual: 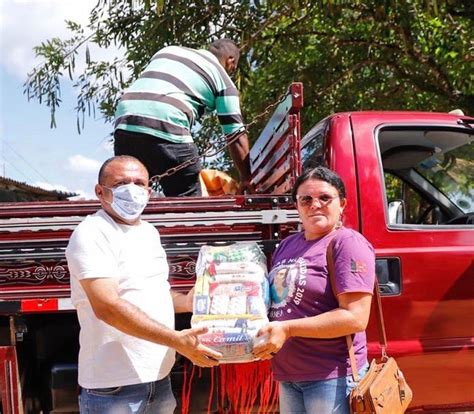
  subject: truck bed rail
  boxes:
[0,196,299,302]
[250,82,303,194]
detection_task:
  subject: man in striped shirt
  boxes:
[114,39,251,197]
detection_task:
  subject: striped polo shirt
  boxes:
[114,46,245,144]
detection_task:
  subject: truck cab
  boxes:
[302,111,474,410]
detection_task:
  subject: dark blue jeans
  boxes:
[79,377,176,414]
[114,129,202,197]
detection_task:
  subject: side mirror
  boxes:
[388,200,405,224]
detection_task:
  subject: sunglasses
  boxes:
[296,194,339,208]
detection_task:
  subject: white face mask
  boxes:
[104,183,149,221]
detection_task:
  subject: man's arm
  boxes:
[227,131,252,193]
[80,278,221,366]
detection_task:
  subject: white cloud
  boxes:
[67,154,101,174]
[34,181,96,200]
[0,0,122,79]
[34,181,70,193]
[68,189,97,201]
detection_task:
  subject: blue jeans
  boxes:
[79,377,176,414]
[278,363,369,414]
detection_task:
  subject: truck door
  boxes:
[351,113,474,410]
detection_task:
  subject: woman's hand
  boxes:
[252,321,290,360]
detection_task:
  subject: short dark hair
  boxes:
[291,167,346,201]
[98,155,147,184]
[208,38,240,62]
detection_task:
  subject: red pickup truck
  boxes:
[0,83,472,413]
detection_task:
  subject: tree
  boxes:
[242,0,473,133]
[25,0,473,172]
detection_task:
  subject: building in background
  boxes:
[0,177,76,202]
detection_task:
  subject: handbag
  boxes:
[327,239,413,414]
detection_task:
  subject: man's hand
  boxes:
[185,287,194,312]
[171,288,194,313]
[238,177,254,194]
[174,326,222,367]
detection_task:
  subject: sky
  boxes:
[0,0,121,199]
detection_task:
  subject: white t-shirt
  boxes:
[66,209,175,389]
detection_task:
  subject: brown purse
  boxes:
[327,239,413,414]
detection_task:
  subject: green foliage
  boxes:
[193,114,233,171]
[242,0,474,135]
[25,0,473,170]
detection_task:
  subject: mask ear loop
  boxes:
[99,185,114,205]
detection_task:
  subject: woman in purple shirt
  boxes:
[253,167,375,413]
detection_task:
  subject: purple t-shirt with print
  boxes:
[269,227,375,382]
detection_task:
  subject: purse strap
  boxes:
[326,237,388,383]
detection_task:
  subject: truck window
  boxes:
[379,128,474,226]
[301,120,328,169]
[384,172,446,224]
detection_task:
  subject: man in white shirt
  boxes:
[66,155,221,413]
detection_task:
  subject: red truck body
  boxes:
[322,112,474,410]
[0,83,473,413]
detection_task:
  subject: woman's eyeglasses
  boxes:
[296,194,339,208]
